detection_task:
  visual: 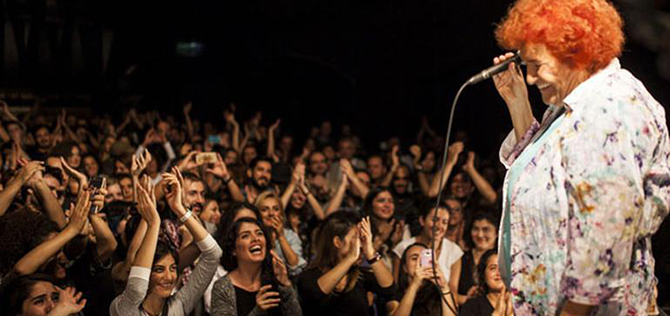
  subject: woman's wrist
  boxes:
[365,251,380,263]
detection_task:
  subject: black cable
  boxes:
[431,80,470,315]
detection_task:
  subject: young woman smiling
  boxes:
[210,217,302,315]
[110,172,222,316]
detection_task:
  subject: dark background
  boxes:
[0,0,669,157]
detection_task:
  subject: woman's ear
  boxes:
[246,169,252,179]
[418,215,425,227]
[333,236,343,250]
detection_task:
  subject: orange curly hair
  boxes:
[495,0,624,73]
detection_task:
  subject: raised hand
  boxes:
[206,153,230,179]
[358,216,376,261]
[50,286,87,315]
[183,101,193,115]
[91,187,107,214]
[391,145,400,169]
[271,249,291,287]
[60,157,88,188]
[15,159,44,184]
[60,109,68,127]
[410,144,422,167]
[223,109,237,124]
[162,167,186,215]
[446,142,464,167]
[492,52,529,109]
[136,175,159,225]
[413,266,435,286]
[390,219,404,247]
[346,230,362,263]
[291,161,306,184]
[255,284,281,311]
[269,119,281,133]
[67,189,92,234]
[492,287,513,316]
[340,158,355,178]
[299,147,310,162]
[142,128,160,146]
[338,169,349,189]
[177,151,199,171]
[463,151,476,173]
[268,213,285,237]
[131,149,153,177]
[0,99,11,116]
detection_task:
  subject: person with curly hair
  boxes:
[491,0,670,315]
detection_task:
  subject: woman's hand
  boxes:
[291,161,306,184]
[269,214,285,238]
[16,159,44,185]
[205,153,230,179]
[492,52,529,110]
[390,145,400,170]
[410,145,422,168]
[162,168,187,216]
[492,287,514,316]
[358,216,376,261]
[346,230,362,263]
[462,151,476,174]
[389,219,404,247]
[136,175,159,226]
[412,266,434,286]
[91,187,107,213]
[131,149,152,177]
[66,189,92,234]
[177,151,199,172]
[50,286,86,315]
[446,142,464,167]
[60,157,88,188]
[271,249,291,287]
[256,284,281,311]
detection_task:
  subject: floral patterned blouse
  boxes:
[498,58,670,315]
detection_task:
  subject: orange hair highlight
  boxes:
[495,0,624,73]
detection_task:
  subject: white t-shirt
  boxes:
[392,237,463,283]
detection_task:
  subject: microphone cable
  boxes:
[430,80,469,316]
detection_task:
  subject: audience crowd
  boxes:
[0,99,665,316]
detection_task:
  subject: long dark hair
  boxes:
[477,248,499,294]
[0,273,56,316]
[220,217,282,315]
[397,243,443,316]
[362,187,394,219]
[214,202,261,249]
[309,211,362,292]
[153,241,180,271]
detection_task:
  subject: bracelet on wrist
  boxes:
[367,252,382,265]
[179,209,193,223]
[224,176,233,183]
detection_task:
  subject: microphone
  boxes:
[467,52,521,85]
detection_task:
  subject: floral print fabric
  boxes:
[498,59,670,315]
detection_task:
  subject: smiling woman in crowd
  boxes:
[110,174,222,316]
[210,217,302,315]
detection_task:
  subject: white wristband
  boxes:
[179,210,193,223]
